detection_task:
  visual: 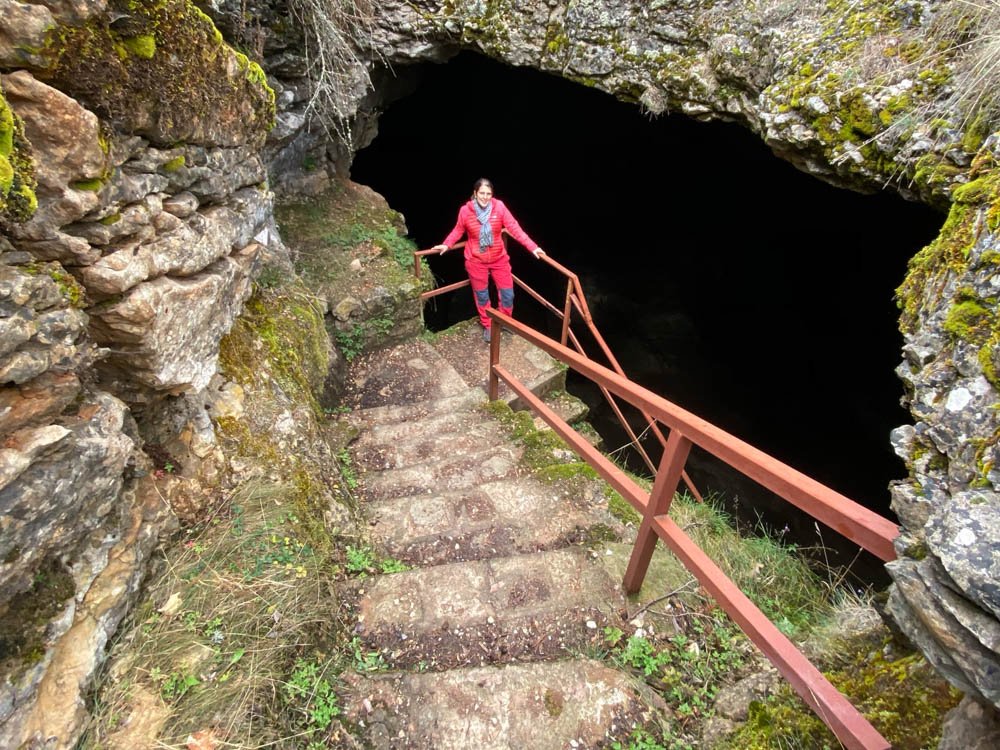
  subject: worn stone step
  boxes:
[341,658,668,750]
[349,548,625,670]
[353,414,509,472]
[429,319,567,408]
[359,444,523,501]
[540,389,589,424]
[370,477,619,566]
[345,338,473,409]
[345,390,486,435]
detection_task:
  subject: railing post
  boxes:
[413,252,421,279]
[623,430,692,594]
[561,281,573,346]
[487,323,501,401]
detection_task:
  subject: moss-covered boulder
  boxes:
[40,0,274,148]
[0,84,36,224]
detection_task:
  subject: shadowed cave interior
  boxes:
[349,52,944,582]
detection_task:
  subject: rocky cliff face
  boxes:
[2,0,1000,745]
[1,1,276,746]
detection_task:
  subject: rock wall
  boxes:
[0,1,277,746]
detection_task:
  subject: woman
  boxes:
[433,178,546,341]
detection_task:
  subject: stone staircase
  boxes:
[337,325,668,749]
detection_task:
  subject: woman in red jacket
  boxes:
[433,178,546,341]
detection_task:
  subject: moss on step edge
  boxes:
[482,399,642,523]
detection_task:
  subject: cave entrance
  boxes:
[350,51,944,583]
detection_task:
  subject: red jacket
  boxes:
[442,198,538,264]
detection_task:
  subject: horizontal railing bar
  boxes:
[489,311,898,562]
[651,513,890,750]
[493,363,648,514]
[420,279,470,300]
[494,334,890,750]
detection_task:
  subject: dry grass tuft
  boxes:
[933,0,1000,127]
[83,480,353,749]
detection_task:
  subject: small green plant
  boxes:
[349,637,387,672]
[159,671,199,702]
[380,557,409,574]
[338,449,358,490]
[617,633,672,677]
[612,727,672,750]
[256,264,283,289]
[371,315,394,336]
[345,545,374,576]
[283,658,341,734]
[334,324,365,361]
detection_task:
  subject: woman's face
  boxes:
[474,185,493,208]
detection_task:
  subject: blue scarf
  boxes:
[474,200,493,252]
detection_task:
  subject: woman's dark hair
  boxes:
[473,178,494,193]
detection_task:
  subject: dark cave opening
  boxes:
[350,52,944,583]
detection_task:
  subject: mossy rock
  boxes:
[275,180,433,359]
[41,0,274,147]
[0,87,37,224]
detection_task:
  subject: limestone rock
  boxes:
[0,391,133,603]
[940,696,1000,750]
[1,71,106,247]
[89,243,262,395]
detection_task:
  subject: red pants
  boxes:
[465,256,514,329]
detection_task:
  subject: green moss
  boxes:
[543,688,564,717]
[0,96,13,157]
[161,155,185,172]
[944,298,990,342]
[0,88,37,224]
[99,212,122,225]
[723,640,960,750]
[608,491,642,525]
[122,33,156,58]
[0,155,12,195]
[42,0,275,147]
[219,284,329,418]
[0,557,75,682]
[72,178,104,191]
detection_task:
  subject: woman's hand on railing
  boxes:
[532,247,546,259]
[433,244,449,254]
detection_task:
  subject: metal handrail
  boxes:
[486,310,896,750]
[412,241,703,501]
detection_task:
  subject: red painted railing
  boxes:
[485,310,897,750]
[412,244,898,748]
[414,239,704,501]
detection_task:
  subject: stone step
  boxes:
[345,338,473,409]
[345,390,486,435]
[349,548,625,670]
[539,389,589,424]
[429,319,567,408]
[341,658,667,750]
[352,413,509,472]
[370,477,618,566]
[359,444,523,501]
